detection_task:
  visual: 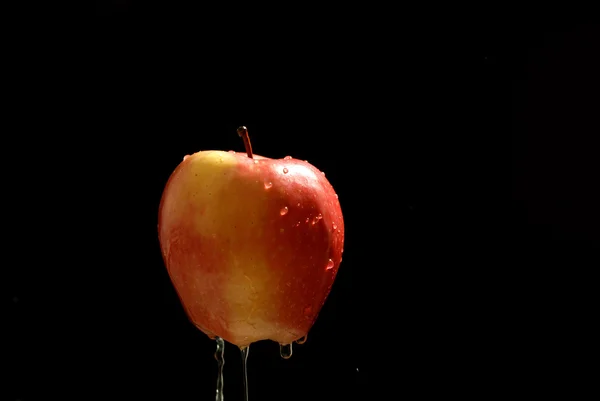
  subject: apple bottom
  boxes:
[171,271,334,347]
[165,232,338,348]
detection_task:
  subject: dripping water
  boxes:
[241,345,250,401]
[279,343,293,359]
[296,334,308,345]
[215,337,225,401]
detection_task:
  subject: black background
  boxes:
[7,4,599,400]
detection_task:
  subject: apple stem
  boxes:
[237,126,254,159]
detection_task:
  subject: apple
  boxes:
[158,127,344,348]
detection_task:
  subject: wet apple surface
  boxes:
[158,128,345,348]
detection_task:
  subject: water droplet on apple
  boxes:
[254,159,259,164]
[338,229,341,234]
[183,155,190,161]
[326,259,334,270]
[335,194,338,199]
[228,150,235,153]
[303,306,312,316]
[316,213,323,220]
[321,171,326,176]
[333,223,337,230]
[294,221,301,227]
[296,334,308,344]
[280,343,293,359]
[283,167,289,174]
[284,155,292,160]
[264,181,273,189]
[305,218,310,223]
[280,207,289,216]
[296,203,300,207]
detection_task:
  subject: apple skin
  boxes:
[158,150,344,347]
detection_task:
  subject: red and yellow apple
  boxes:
[158,130,344,348]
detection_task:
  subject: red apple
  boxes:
[158,127,344,348]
